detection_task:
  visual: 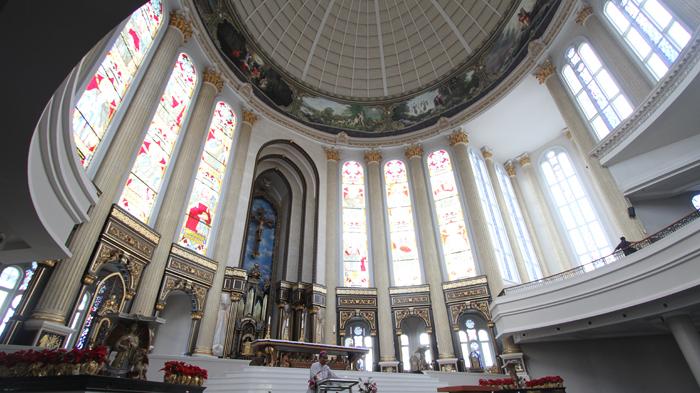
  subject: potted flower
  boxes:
[0,347,107,378]
[358,377,378,393]
[479,377,517,390]
[525,375,564,389]
[161,360,208,386]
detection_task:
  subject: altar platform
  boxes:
[250,339,369,370]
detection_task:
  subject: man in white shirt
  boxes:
[307,351,338,393]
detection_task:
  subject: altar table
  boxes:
[250,339,369,370]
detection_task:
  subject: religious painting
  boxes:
[298,96,385,132]
[242,197,277,290]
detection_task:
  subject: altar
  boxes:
[250,339,369,370]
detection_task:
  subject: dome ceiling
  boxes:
[195,0,562,137]
[232,0,513,100]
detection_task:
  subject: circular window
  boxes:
[465,319,475,329]
[354,326,363,336]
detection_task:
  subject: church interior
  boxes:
[1,0,700,392]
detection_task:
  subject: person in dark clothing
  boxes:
[614,236,637,256]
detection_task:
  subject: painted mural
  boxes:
[196,0,559,136]
[242,197,277,291]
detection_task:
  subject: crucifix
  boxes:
[251,207,274,257]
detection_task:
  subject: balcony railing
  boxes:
[499,210,700,297]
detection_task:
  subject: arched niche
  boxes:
[153,291,193,356]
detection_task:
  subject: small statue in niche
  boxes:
[98,294,120,317]
[130,347,149,380]
[248,263,261,279]
[110,323,140,371]
[469,350,482,370]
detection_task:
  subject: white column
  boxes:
[194,111,257,355]
[364,150,397,366]
[30,14,192,325]
[535,59,646,240]
[405,145,455,359]
[481,147,530,282]
[323,148,341,345]
[130,69,223,316]
[447,130,504,296]
[666,314,700,388]
[576,5,654,104]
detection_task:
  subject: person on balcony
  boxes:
[614,236,637,256]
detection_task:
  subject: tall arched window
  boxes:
[73,0,164,169]
[341,161,370,287]
[469,150,519,283]
[344,321,373,371]
[118,52,197,224]
[540,148,612,264]
[0,263,37,336]
[383,160,422,286]
[458,316,494,369]
[427,149,476,280]
[496,165,543,280]
[178,102,237,254]
[604,0,691,80]
[562,42,633,140]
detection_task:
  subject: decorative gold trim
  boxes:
[169,11,193,42]
[312,284,327,294]
[110,206,160,243]
[575,4,593,25]
[225,267,247,278]
[404,144,423,159]
[336,287,377,295]
[517,153,531,167]
[324,147,341,162]
[30,312,66,324]
[442,276,488,290]
[191,311,204,320]
[534,59,556,84]
[243,110,258,125]
[203,68,224,93]
[389,285,430,294]
[170,244,218,271]
[155,303,166,311]
[40,259,59,268]
[480,146,493,160]
[279,281,294,289]
[364,149,382,164]
[448,129,469,146]
[504,160,516,177]
[82,274,97,285]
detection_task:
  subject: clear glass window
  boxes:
[341,161,370,287]
[0,264,37,337]
[692,194,700,210]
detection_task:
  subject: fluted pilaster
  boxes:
[404,144,454,359]
[323,147,341,344]
[31,19,189,325]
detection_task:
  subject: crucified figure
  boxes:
[251,207,274,257]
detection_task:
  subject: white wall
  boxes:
[154,292,192,355]
[633,192,696,234]
[522,335,697,393]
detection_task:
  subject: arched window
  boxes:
[427,149,476,280]
[341,161,370,287]
[75,272,125,349]
[419,332,433,367]
[469,150,519,283]
[383,160,422,286]
[604,0,691,80]
[344,321,373,371]
[0,263,36,337]
[118,52,197,224]
[178,102,237,254]
[458,316,494,369]
[73,0,164,169]
[692,194,700,210]
[562,42,633,140]
[400,334,410,369]
[496,165,543,280]
[540,149,612,264]
[68,293,91,345]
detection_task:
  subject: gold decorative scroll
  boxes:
[442,275,488,290]
[324,147,341,162]
[170,244,218,271]
[109,206,160,243]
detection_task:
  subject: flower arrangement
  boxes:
[358,377,378,393]
[525,375,564,388]
[478,377,517,389]
[0,347,107,377]
[161,360,208,386]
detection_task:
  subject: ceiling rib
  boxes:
[285,1,324,68]
[349,0,362,96]
[255,1,294,42]
[413,0,453,67]
[318,0,344,88]
[302,0,336,80]
[332,0,354,92]
[393,0,422,86]
[430,0,473,54]
[373,0,389,96]
[402,0,439,79]
[271,0,313,57]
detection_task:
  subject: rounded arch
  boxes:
[153,290,193,355]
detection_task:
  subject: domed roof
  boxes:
[232,0,514,100]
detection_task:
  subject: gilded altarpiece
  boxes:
[221,267,246,358]
[389,285,434,372]
[336,288,378,342]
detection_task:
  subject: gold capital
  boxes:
[191,311,204,320]
[203,68,224,93]
[243,110,258,126]
[575,4,594,26]
[480,146,493,160]
[448,129,469,146]
[535,59,556,84]
[517,153,531,167]
[155,303,166,311]
[169,11,193,42]
[364,149,382,164]
[504,160,516,177]
[40,259,59,268]
[404,144,424,159]
[324,147,341,162]
[563,128,573,140]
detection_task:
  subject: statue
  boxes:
[130,347,149,380]
[248,263,261,279]
[251,208,274,257]
[469,350,482,370]
[98,294,120,316]
[110,323,140,371]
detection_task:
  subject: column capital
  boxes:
[242,110,258,126]
[480,146,494,160]
[203,68,224,93]
[534,59,556,84]
[39,259,59,268]
[448,129,469,146]
[516,153,532,167]
[575,4,594,26]
[169,11,193,42]
[364,149,382,164]
[191,311,204,320]
[504,160,517,177]
[404,144,424,159]
[562,128,573,140]
[324,147,341,162]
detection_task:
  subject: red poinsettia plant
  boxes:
[161,360,208,379]
[525,375,564,388]
[0,347,108,367]
[478,377,516,387]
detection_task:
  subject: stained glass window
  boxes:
[458,317,494,368]
[540,149,612,264]
[73,0,164,169]
[427,149,476,280]
[0,263,37,337]
[178,102,237,254]
[496,166,543,280]
[604,0,691,81]
[118,53,197,224]
[383,160,422,286]
[341,161,370,287]
[562,43,633,140]
[470,150,519,283]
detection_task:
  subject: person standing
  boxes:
[307,351,338,393]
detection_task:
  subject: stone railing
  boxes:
[500,209,700,296]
